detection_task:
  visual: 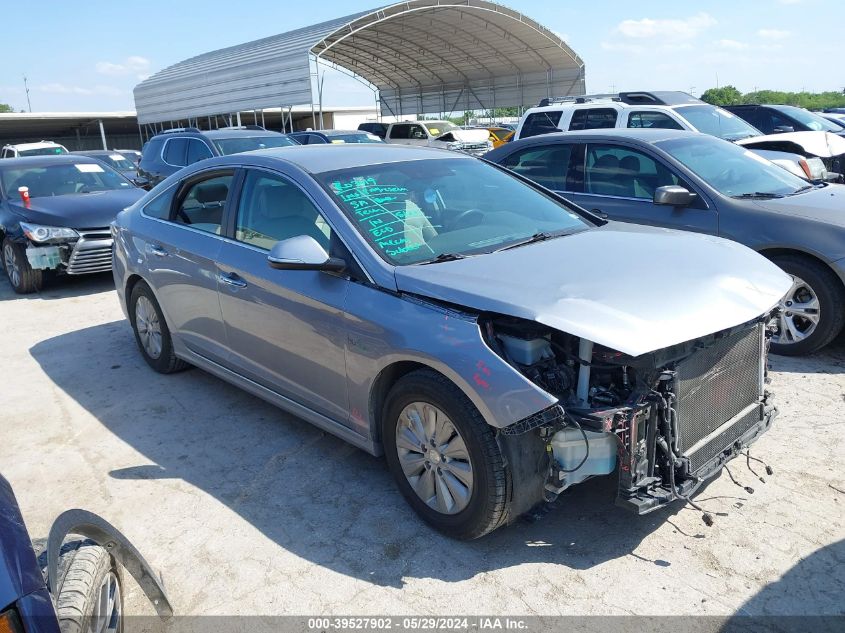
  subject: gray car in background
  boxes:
[112,145,790,538]
[486,129,845,355]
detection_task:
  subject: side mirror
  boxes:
[267,235,346,272]
[653,185,696,207]
[132,177,150,189]
[773,125,795,133]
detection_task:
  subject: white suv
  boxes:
[514,91,842,181]
[1,141,69,158]
[384,120,492,155]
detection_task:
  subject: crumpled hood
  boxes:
[8,188,144,228]
[435,128,491,144]
[394,223,792,357]
[738,130,845,158]
[752,184,845,226]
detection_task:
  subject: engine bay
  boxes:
[482,313,778,518]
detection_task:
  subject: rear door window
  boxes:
[520,111,563,138]
[501,144,577,191]
[389,124,411,140]
[186,139,213,164]
[163,138,188,166]
[569,108,618,130]
[173,172,234,234]
[627,111,684,130]
[585,144,680,199]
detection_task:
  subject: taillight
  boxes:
[798,158,813,180]
[0,610,24,633]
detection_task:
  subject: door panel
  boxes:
[564,143,717,234]
[145,171,234,363]
[216,168,350,423]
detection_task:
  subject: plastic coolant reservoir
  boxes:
[550,427,618,486]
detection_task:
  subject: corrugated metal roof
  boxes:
[134,0,584,124]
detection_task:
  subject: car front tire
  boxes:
[54,540,123,633]
[129,281,188,373]
[770,254,845,356]
[382,369,510,539]
[2,238,43,294]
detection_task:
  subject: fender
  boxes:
[46,509,173,618]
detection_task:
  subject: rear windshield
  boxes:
[677,105,761,141]
[0,163,132,198]
[19,145,68,156]
[211,135,297,155]
[774,105,843,132]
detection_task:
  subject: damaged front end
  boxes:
[17,224,114,275]
[484,312,779,517]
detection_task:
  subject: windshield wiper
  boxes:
[420,252,466,265]
[788,184,816,195]
[495,230,571,252]
[731,192,785,199]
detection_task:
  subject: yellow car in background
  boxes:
[486,127,515,148]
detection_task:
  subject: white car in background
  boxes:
[1,140,69,158]
[383,120,492,155]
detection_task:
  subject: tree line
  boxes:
[700,86,845,110]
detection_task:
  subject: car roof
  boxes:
[225,143,470,174]
[0,154,100,169]
[202,128,288,139]
[3,141,64,150]
[72,150,113,155]
[512,128,700,144]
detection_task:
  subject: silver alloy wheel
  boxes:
[3,243,20,288]
[135,296,163,359]
[89,570,121,633]
[773,274,820,345]
[396,401,474,515]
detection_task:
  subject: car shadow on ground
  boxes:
[0,270,115,301]
[724,538,844,625]
[32,321,730,588]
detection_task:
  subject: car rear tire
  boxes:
[770,254,845,356]
[2,238,43,294]
[382,369,510,539]
[129,281,188,373]
[55,540,123,633]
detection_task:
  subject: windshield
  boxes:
[774,105,842,132]
[19,145,68,156]
[423,121,458,136]
[678,105,762,141]
[212,135,297,155]
[656,136,808,197]
[328,133,383,144]
[0,163,132,198]
[317,158,592,265]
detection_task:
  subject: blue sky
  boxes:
[0,0,841,113]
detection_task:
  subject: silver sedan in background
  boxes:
[112,145,790,538]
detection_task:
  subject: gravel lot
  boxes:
[1,272,843,621]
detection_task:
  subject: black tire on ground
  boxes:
[382,369,510,540]
[770,254,845,356]
[55,540,124,633]
[128,280,188,373]
[2,237,43,294]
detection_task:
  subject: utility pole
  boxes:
[22,75,32,112]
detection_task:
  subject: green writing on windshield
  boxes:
[331,178,433,258]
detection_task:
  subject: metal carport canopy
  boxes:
[133,0,585,125]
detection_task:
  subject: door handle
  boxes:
[591,209,609,219]
[218,272,247,288]
[147,244,168,257]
